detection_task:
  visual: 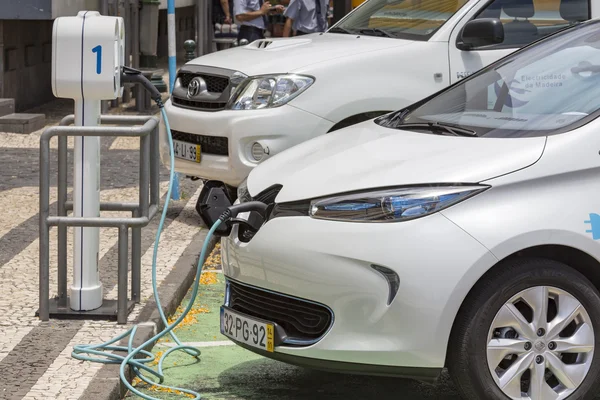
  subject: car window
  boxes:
[333,0,469,40]
[378,21,600,138]
[473,0,590,48]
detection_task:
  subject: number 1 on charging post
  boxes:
[92,45,102,74]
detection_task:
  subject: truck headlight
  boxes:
[229,71,248,97]
[309,185,489,223]
[227,74,314,110]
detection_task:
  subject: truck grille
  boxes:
[171,97,228,111]
[178,72,230,93]
[171,130,228,156]
[227,280,333,344]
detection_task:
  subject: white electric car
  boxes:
[199,19,600,400]
[161,0,596,190]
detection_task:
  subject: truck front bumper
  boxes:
[160,100,333,187]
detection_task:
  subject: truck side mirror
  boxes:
[458,18,504,50]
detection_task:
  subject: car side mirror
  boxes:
[196,180,234,237]
[458,18,504,51]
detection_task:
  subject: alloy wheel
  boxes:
[486,286,595,400]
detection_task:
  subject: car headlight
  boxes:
[309,185,489,222]
[227,74,315,110]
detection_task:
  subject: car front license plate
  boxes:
[173,140,201,163]
[220,307,274,352]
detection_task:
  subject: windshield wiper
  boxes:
[329,26,355,35]
[358,28,396,38]
[397,122,478,137]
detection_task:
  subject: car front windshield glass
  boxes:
[378,21,600,138]
[333,0,469,40]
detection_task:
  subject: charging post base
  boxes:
[38,298,136,321]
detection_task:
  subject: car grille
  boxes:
[171,130,228,156]
[171,97,228,112]
[178,72,230,93]
[227,280,333,343]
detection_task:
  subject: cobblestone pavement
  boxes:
[0,97,206,400]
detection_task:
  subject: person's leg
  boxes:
[238,25,263,43]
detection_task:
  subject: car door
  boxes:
[448,0,591,85]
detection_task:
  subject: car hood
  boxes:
[188,33,415,75]
[248,121,547,203]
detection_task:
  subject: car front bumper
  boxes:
[160,100,334,187]
[221,213,497,370]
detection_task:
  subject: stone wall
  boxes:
[157,6,196,61]
[0,20,54,112]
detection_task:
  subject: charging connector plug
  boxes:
[121,66,163,107]
[219,201,269,222]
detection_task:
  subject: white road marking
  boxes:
[157,340,234,348]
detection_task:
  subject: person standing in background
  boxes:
[282,0,329,37]
[214,0,234,24]
[234,0,284,43]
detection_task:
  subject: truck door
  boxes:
[449,0,591,85]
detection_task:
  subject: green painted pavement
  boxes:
[127,274,461,400]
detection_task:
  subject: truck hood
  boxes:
[189,33,415,75]
[248,121,547,203]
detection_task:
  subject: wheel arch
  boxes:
[444,244,600,367]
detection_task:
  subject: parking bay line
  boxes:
[157,340,235,348]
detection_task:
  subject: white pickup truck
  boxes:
[161,0,597,189]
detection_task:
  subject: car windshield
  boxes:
[377,21,600,138]
[331,0,469,40]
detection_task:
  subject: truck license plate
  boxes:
[173,140,201,163]
[220,307,274,352]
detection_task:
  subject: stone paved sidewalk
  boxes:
[0,96,208,400]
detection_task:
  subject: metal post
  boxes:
[132,0,140,69]
[39,138,51,321]
[131,211,141,303]
[132,133,150,302]
[196,0,206,56]
[150,125,159,207]
[167,0,181,201]
[118,225,129,324]
[123,0,132,103]
[101,0,111,114]
[57,135,68,307]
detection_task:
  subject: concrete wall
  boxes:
[157,5,195,60]
[0,0,52,19]
[52,0,101,19]
[1,20,54,111]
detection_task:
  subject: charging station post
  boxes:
[52,11,125,311]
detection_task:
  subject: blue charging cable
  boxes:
[71,106,220,400]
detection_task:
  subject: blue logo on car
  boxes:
[585,213,600,239]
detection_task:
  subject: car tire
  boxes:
[448,257,600,400]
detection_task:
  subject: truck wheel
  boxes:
[448,258,600,400]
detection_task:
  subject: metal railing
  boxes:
[39,115,160,324]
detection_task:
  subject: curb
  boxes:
[81,227,220,400]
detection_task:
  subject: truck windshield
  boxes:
[332,0,469,40]
[377,21,600,138]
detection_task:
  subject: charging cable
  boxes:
[71,68,219,400]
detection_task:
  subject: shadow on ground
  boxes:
[209,358,462,400]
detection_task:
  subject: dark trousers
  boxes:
[238,25,265,43]
[295,30,309,36]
